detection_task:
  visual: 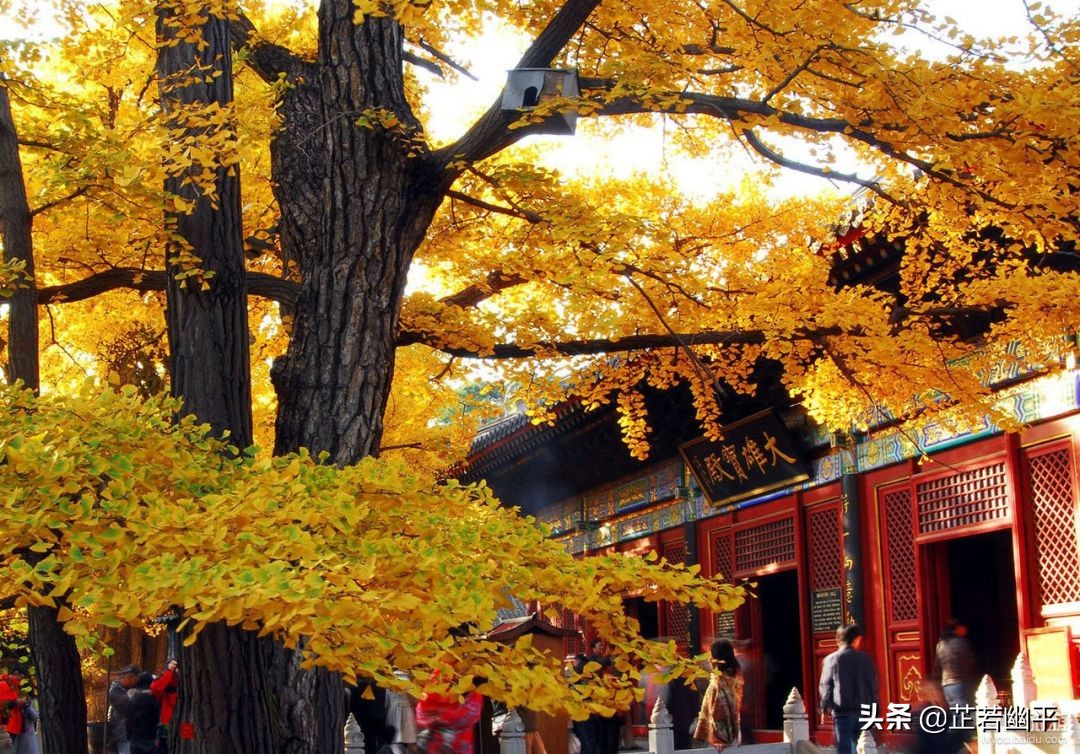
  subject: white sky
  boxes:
[416,0,1078,202]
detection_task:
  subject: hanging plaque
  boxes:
[680,409,810,509]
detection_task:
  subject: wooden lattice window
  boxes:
[807,507,842,590]
[715,532,734,582]
[916,462,1009,535]
[735,517,796,574]
[663,540,691,646]
[713,531,736,637]
[1027,447,1080,606]
[553,607,586,657]
[883,487,919,623]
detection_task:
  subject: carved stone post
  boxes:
[976,674,999,754]
[500,709,527,754]
[1011,652,1037,708]
[856,729,877,754]
[783,687,810,744]
[344,713,365,754]
[649,697,675,754]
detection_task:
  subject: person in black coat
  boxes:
[127,672,161,754]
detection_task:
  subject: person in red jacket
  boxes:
[415,670,483,754]
[150,659,178,753]
[0,673,25,743]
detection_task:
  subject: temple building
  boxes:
[454,230,1080,745]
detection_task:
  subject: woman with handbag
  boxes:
[693,641,743,752]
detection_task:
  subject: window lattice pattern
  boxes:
[560,607,586,656]
[715,533,734,583]
[808,507,842,590]
[713,533,735,638]
[883,488,918,622]
[1028,448,1080,606]
[916,463,1009,534]
[663,541,691,645]
[735,517,796,574]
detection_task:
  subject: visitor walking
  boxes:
[569,655,599,754]
[936,620,977,709]
[108,665,140,754]
[386,671,418,754]
[151,658,179,754]
[11,697,38,754]
[415,671,483,754]
[588,640,622,754]
[128,672,161,754]
[693,640,743,752]
[936,620,977,746]
[819,624,878,754]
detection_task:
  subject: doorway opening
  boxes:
[624,596,660,640]
[750,569,804,731]
[926,529,1020,696]
[624,596,661,739]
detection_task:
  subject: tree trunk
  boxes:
[262,639,347,754]
[157,9,253,451]
[272,3,444,464]
[28,605,89,754]
[266,7,448,749]
[4,80,90,754]
[175,623,278,753]
[0,82,38,391]
[155,8,269,754]
[269,79,325,283]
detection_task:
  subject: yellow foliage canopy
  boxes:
[4,0,1078,466]
[0,384,742,712]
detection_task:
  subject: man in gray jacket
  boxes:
[108,665,139,754]
[819,625,878,754]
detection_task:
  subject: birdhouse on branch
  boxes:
[501,68,579,135]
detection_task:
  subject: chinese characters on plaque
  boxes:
[680,409,810,510]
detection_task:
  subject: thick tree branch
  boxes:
[447,189,543,223]
[679,43,737,56]
[36,268,300,307]
[30,186,89,218]
[35,265,525,313]
[589,88,1016,209]
[741,128,901,204]
[413,39,478,80]
[16,138,67,153]
[402,51,444,77]
[438,271,528,309]
[435,0,603,168]
[398,327,838,358]
[229,11,313,83]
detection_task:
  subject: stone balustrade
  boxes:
[350,651,1080,754]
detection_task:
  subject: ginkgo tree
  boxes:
[0,383,744,741]
[1,0,1078,751]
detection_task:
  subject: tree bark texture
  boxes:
[0,82,39,391]
[262,639,346,754]
[157,7,253,451]
[174,623,278,754]
[272,4,444,463]
[156,10,269,754]
[28,605,89,754]
[269,77,324,283]
[4,82,89,754]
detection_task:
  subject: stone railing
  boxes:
[346,652,1080,754]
